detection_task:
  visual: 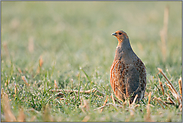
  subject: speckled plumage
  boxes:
[110,30,146,104]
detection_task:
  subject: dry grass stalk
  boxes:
[129,108,135,117]
[158,78,164,96]
[28,36,34,53]
[165,82,181,105]
[37,56,43,73]
[165,101,175,106]
[110,95,122,105]
[50,88,105,96]
[111,93,116,105]
[5,80,10,87]
[167,98,176,105]
[96,95,104,99]
[100,95,108,112]
[17,108,25,122]
[157,97,168,107]
[59,98,66,100]
[159,6,169,62]
[21,76,30,86]
[149,104,155,108]
[55,92,64,97]
[145,91,149,97]
[178,77,182,95]
[154,97,164,109]
[26,108,40,114]
[163,6,169,37]
[154,96,168,107]
[18,68,22,74]
[160,30,166,62]
[145,104,151,122]
[3,42,10,58]
[54,80,58,89]
[39,56,43,68]
[14,83,17,95]
[178,104,182,111]
[93,103,122,111]
[129,94,138,117]
[148,92,151,104]
[84,99,90,112]
[114,96,123,105]
[158,68,178,94]
[131,94,138,105]
[145,92,153,122]
[30,116,36,122]
[1,88,4,98]
[166,93,176,106]
[2,93,16,122]
[79,98,90,113]
[148,94,154,106]
[43,104,53,122]
[158,68,171,85]
[82,115,90,122]
[134,104,140,108]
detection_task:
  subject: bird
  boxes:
[110,30,146,104]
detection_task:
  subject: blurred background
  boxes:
[2,1,182,85]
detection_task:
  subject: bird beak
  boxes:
[111,32,117,36]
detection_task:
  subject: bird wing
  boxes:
[133,58,146,100]
[110,60,126,100]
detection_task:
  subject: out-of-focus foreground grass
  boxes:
[1,1,182,122]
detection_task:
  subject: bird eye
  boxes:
[119,33,122,35]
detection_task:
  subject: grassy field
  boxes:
[1,1,182,122]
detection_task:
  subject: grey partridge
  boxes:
[110,30,146,104]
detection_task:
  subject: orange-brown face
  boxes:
[111,30,129,41]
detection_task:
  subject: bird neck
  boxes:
[117,38,133,52]
[114,38,134,60]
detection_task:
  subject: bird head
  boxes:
[112,30,129,43]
